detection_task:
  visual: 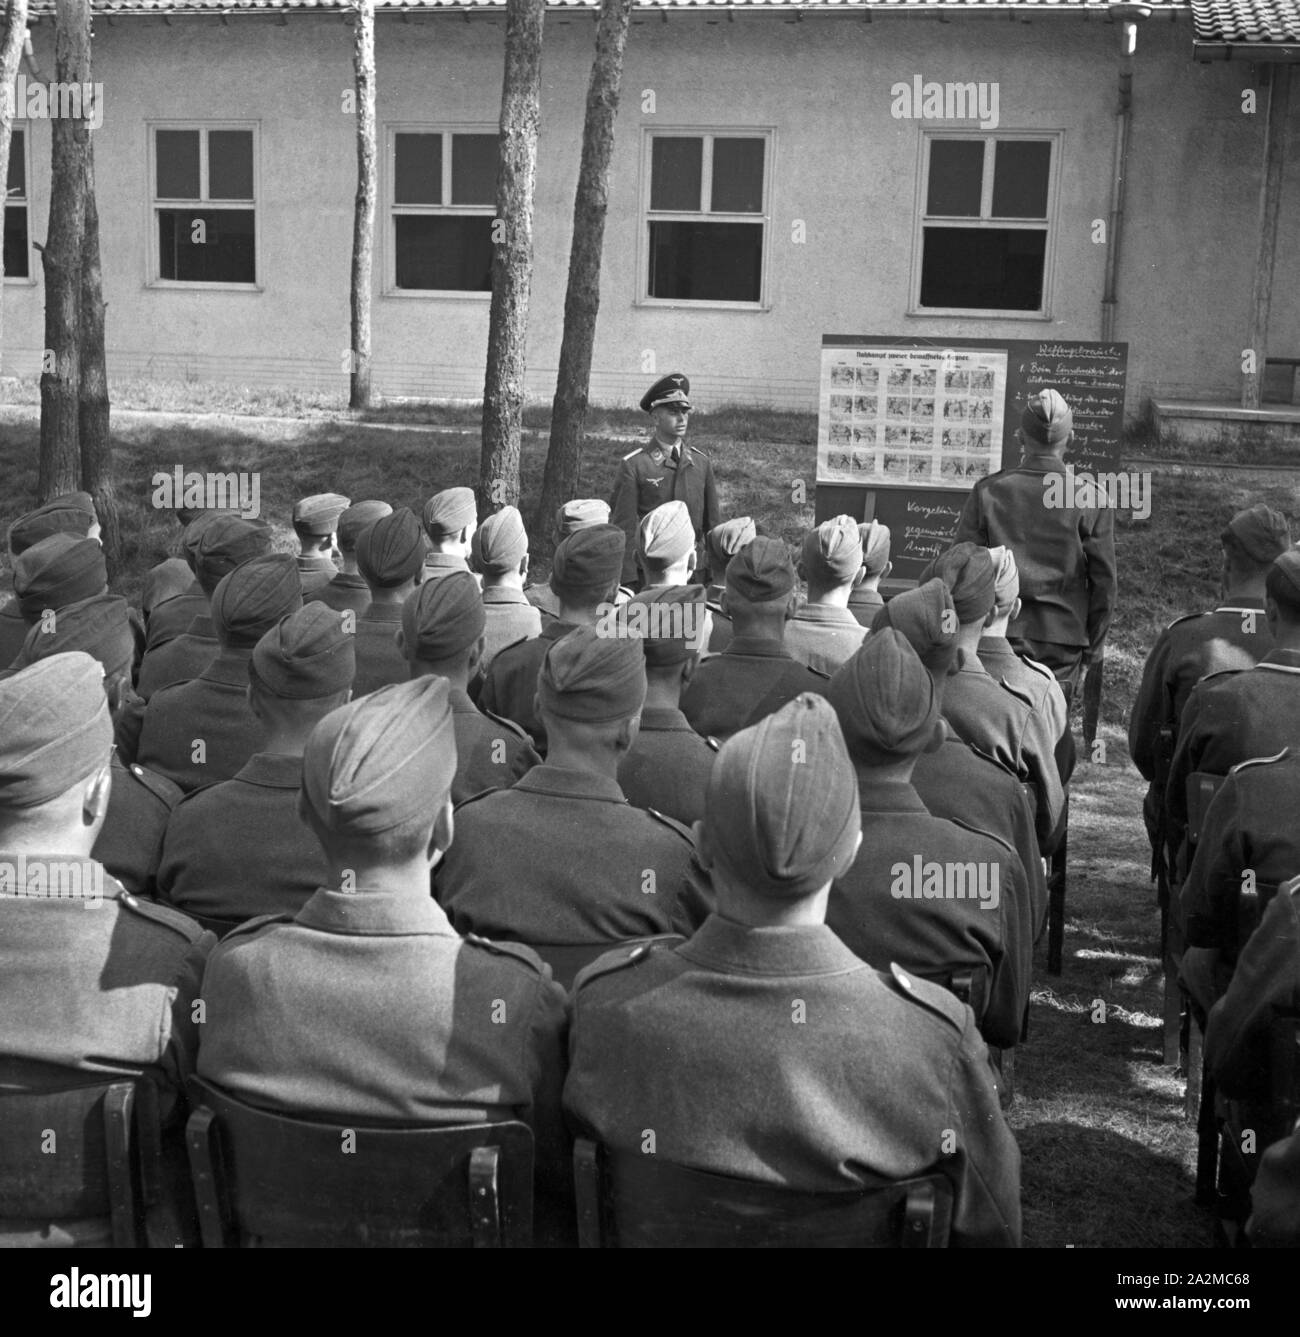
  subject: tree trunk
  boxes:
[0,0,32,361]
[479,0,544,514]
[349,0,376,410]
[80,138,119,568]
[38,0,89,501]
[535,0,632,547]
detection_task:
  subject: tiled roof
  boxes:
[1190,0,1300,43]
[27,0,1186,14]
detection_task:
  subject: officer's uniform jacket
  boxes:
[912,734,1048,937]
[847,586,885,628]
[825,773,1032,1049]
[143,581,205,652]
[352,602,410,699]
[617,706,717,825]
[940,647,1065,851]
[610,441,720,586]
[954,451,1117,656]
[1206,877,1300,1104]
[563,916,1021,1247]
[296,553,337,597]
[680,635,829,742]
[435,765,706,953]
[1178,750,1300,960]
[978,634,1075,785]
[136,648,264,793]
[156,752,327,925]
[783,603,868,677]
[92,755,183,898]
[137,614,218,699]
[1127,597,1271,784]
[479,619,576,756]
[305,570,371,616]
[445,685,541,804]
[195,887,568,1193]
[481,586,542,670]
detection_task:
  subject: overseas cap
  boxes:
[538,624,646,724]
[14,535,108,620]
[621,585,710,668]
[194,515,275,594]
[870,578,959,677]
[8,492,98,555]
[1266,549,1300,614]
[705,693,859,898]
[829,628,941,765]
[473,506,529,576]
[300,676,457,838]
[422,487,477,541]
[802,515,864,585]
[922,542,997,624]
[989,545,1020,615]
[705,517,756,573]
[210,553,304,649]
[859,521,892,576]
[356,507,426,587]
[638,500,695,565]
[726,536,796,604]
[550,524,626,598]
[1021,388,1073,448]
[401,570,485,662]
[0,652,112,810]
[142,558,196,614]
[557,499,611,534]
[338,501,394,551]
[251,603,356,700]
[1223,504,1292,564]
[293,493,351,536]
[14,594,137,680]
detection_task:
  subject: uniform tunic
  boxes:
[446,685,541,803]
[352,602,409,698]
[979,633,1075,784]
[156,752,326,926]
[783,603,868,676]
[826,774,1032,1049]
[564,917,1021,1247]
[0,601,29,666]
[617,706,716,825]
[136,614,218,699]
[142,582,206,652]
[93,755,183,898]
[296,553,337,597]
[610,442,719,586]
[680,636,829,742]
[481,587,542,671]
[847,585,885,628]
[478,619,576,756]
[305,570,371,616]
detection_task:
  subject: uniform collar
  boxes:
[0,855,124,903]
[447,685,479,714]
[423,553,469,572]
[298,554,335,573]
[199,647,253,686]
[722,635,796,661]
[1258,648,1300,674]
[542,619,579,643]
[793,603,859,627]
[512,763,626,804]
[1018,453,1067,474]
[678,914,867,977]
[637,705,695,732]
[954,646,992,676]
[328,571,368,589]
[1216,594,1266,612]
[185,614,216,640]
[360,601,404,623]
[295,885,456,936]
[482,586,531,606]
[977,635,1015,660]
[234,753,305,789]
[848,588,884,609]
[852,771,930,814]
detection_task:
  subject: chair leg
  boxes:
[573,1139,604,1249]
[468,1145,502,1248]
[1047,820,1067,976]
[103,1083,141,1249]
[1161,902,1183,1067]
[184,1107,230,1249]
[1195,1061,1219,1208]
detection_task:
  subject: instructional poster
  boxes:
[818,344,1007,489]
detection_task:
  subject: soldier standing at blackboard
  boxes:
[953,388,1116,710]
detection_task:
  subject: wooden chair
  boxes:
[1047,790,1069,976]
[0,1078,156,1248]
[574,1139,953,1248]
[184,1078,533,1247]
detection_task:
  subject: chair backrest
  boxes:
[574,1139,953,1248]
[0,1078,155,1247]
[185,1078,533,1247]
[1185,771,1226,851]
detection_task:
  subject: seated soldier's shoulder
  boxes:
[117,888,213,948]
[884,963,968,1033]
[461,931,552,980]
[572,936,685,997]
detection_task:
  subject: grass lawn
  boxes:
[3,392,1299,1249]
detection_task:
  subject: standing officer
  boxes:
[954,387,1117,704]
[307,500,392,616]
[611,373,719,589]
[291,492,350,597]
[563,693,1021,1247]
[155,603,355,928]
[353,506,426,697]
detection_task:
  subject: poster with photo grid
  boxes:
[817,344,1007,489]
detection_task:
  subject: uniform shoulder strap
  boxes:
[220,912,295,943]
[1229,748,1290,775]
[943,815,1017,861]
[622,446,645,462]
[1166,610,1209,631]
[645,808,696,845]
[118,889,211,944]
[452,787,504,815]
[887,963,966,1031]
[463,932,547,974]
[479,707,531,742]
[127,762,184,810]
[572,936,681,991]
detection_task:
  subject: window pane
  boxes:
[6,129,24,196]
[926,140,983,217]
[156,129,201,200]
[209,130,254,201]
[648,220,762,302]
[919,226,1046,311]
[992,141,1051,219]
[395,134,442,206]
[650,137,702,213]
[158,208,256,283]
[394,215,494,291]
[3,206,28,278]
[711,138,764,213]
[452,134,498,206]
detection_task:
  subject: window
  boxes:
[644,132,769,305]
[151,125,257,286]
[390,129,498,293]
[4,127,29,280]
[916,135,1055,314]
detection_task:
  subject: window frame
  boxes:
[636,126,775,313]
[908,129,1061,321]
[145,120,261,292]
[3,125,34,285]
[383,123,500,301]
